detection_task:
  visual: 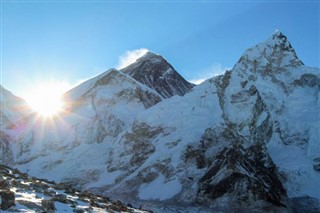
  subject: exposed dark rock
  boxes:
[54,182,69,190]
[18,200,42,210]
[73,208,86,213]
[44,188,56,197]
[197,142,287,208]
[290,196,320,213]
[109,200,128,212]
[184,145,206,169]
[121,51,194,98]
[107,122,162,173]
[240,80,248,88]
[213,70,232,121]
[313,158,320,172]
[41,199,56,211]
[0,190,15,210]
[293,73,319,88]
[313,163,320,172]
[0,179,11,190]
[0,133,14,165]
[313,157,320,162]
[51,194,69,203]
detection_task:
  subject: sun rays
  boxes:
[23,83,68,118]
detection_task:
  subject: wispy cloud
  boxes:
[189,63,231,85]
[117,48,149,69]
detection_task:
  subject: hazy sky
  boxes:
[1,1,319,98]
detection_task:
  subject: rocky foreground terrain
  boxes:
[0,164,150,212]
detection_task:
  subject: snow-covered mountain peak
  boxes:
[234,31,303,74]
[266,30,301,59]
[65,68,161,104]
[120,51,194,98]
[137,51,161,61]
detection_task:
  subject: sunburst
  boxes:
[24,83,66,118]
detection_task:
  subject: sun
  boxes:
[24,83,66,117]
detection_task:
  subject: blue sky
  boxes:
[1,1,319,98]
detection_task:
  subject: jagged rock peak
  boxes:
[135,51,175,66]
[120,51,194,98]
[266,31,301,58]
[268,30,293,47]
[234,31,304,73]
[138,51,161,60]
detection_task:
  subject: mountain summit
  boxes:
[234,31,304,75]
[121,51,194,98]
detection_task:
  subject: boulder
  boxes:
[0,179,10,190]
[0,190,15,210]
[41,199,56,211]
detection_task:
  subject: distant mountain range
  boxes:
[1,31,319,212]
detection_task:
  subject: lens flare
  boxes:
[24,83,66,118]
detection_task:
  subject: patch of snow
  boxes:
[267,133,320,199]
[257,111,268,126]
[54,202,73,212]
[85,170,122,188]
[138,174,182,201]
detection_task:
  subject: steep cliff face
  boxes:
[223,32,320,201]
[1,32,319,212]
[121,51,194,98]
